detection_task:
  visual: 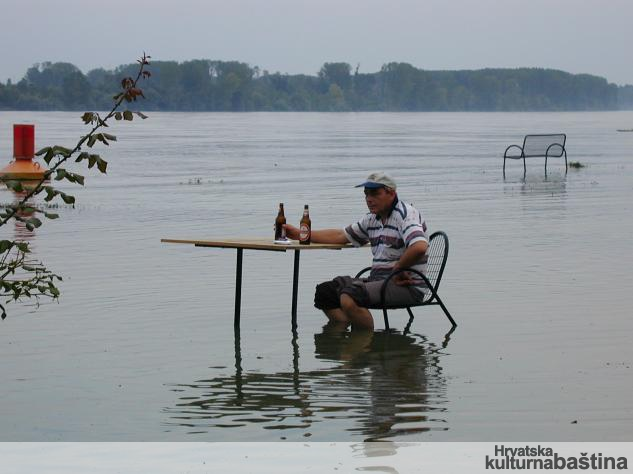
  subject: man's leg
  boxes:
[340,294,374,330]
[315,279,350,324]
[322,319,350,334]
[365,279,424,308]
[324,308,350,324]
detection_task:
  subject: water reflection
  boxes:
[1,188,38,242]
[503,174,567,197]
[164,326,450,441]
[502,174,568,221]
[353,441,402,474]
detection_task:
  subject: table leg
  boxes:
[234,248,243,329]
[291,249,300,327]
[291,327,299,391]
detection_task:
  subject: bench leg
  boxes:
[403,307,415,334]
[436,294,457,327]
[382,308,390,330]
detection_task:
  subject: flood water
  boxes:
[0,111,632,441]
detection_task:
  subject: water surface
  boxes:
[0,111,632,440]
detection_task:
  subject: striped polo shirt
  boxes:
[344,196,429,284]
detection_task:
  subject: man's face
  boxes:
[364,187,396,216]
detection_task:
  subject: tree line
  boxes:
[1,59,632,111]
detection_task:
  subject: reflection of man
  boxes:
[314,324,443,441]
[285,172,429,330]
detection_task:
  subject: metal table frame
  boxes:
[161,238,350,328]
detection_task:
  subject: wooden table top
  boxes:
[161,237,352,251]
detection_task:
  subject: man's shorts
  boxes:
[314,275,425,310]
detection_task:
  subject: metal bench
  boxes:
[503,134,567,175]
[355,231,456,332]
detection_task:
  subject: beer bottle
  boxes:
[274,203,286,240]
[299,204,311,245]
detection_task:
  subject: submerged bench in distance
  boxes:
[503,134,567,175]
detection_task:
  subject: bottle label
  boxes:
[299,224,310,241]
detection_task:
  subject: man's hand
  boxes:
[392,241,427,285]
[283,224,300,240]
[393,269,416,286]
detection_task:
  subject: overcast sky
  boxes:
[2,0,632,85]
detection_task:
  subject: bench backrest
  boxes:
[522,134,566,157]
[425,231,449,296]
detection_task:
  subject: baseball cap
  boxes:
[355,172,397,190]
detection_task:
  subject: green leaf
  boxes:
[123,110,133,121]
[5,180,24,192]
[88,155,97,169]
[102,133,117,141]
[55,169,67,181]
[44,187,57,202]
[81,112,94,124]
[0,240,12,253]
[60,193,75,205]
[28,217,42,228]
[53,146,72,158]
[96,158,108,174]
[114,112,122,120]
[87,135,97,147]
[35,147,52,156]
[75,152,90,163]
[73,174,85,186]
[43,148,55,164]
[95,134,110,146]
[16,242,29,252]
[44,212,59,219]
[135,111,148,119]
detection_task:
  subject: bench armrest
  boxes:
[545,143,565,157]
[355,266,372,279]
[504,144,525,158]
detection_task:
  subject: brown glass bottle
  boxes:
[274,203,286,240]
[299,204,311,245]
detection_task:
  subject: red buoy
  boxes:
[0,124,48,181]
[13,124,35,160]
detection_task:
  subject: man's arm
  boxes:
[393,241,428,285]
[394,241,428,270]
[284,224,348,244]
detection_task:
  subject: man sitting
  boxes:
[284,172,429,330]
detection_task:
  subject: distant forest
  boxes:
[1,59,633,111]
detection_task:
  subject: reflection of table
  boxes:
[161,238,351,328]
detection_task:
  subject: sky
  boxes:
[1,0,632,85]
